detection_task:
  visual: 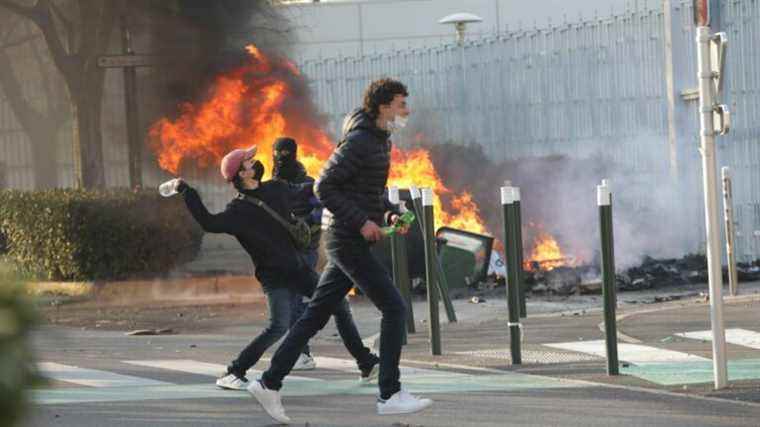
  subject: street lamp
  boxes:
[438,12,484,46]
[438,13,483,145]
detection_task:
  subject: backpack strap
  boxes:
[238,194,294,231]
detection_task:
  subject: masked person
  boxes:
[272,137,323,371]
[174,146,379,398]
[250,79,432,424]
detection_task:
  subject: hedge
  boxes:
[0,189,203,281]
[0,280,37,426]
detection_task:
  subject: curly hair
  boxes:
[362,78,409,119]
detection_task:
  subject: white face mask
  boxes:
[387,115,408,132]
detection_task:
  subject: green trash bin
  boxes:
[436,227,494,289]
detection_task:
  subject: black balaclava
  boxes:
[272,137,300,181]
[252,160,265,182]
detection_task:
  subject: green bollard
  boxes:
[435,254,457,323]
[514,187,527,318]
[501,186,522,364]
[388,187,415,338]
[598,181,619,375]
[422,187,442,355]
[409,186,457,323]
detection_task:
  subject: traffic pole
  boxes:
[598,181,619,375]
[514,187,526,318]
[501,186,521,364]
[697,23,728,389]
[389,187,415,340]
[422,188,442,355]
[409,186,457,322]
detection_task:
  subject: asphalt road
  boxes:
[22,320,760,427]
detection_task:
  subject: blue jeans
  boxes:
[262,234,405,399]
[229,286,297,376]
[230,252,376,377]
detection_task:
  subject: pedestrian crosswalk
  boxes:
[33,357,581,405]
[124,359,321,382]
[544,329,760,386]
[38,362,172,388]
[34,328,760,404]
[544,340,709,364]
[675,328,760,349]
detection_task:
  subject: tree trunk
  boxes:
[71,95,105,188]
[28,125,59,189]
[0,48,60,189]
[69,66,107,189]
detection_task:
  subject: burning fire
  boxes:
[389,148,486,234]
[149,44,487,234]
[525,227,577,271]
[149,45,333,180]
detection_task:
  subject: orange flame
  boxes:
[525,226,578,271]
[389,147,486,234]
[148,44,488,235]
[148,45,333,179]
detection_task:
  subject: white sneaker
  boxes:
[248,380,291,424]
[215,373,248,390]
[377,390,433,415]
[292,353,316,371]
[359,363,379,384]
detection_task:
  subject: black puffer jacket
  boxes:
[316,108,397,239]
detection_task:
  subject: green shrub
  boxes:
[0,277,37,426]
[0,189,202,281]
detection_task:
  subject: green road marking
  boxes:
[622,358,760,385]
[33,372,583,405]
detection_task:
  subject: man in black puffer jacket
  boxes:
[252,79,433,422]
[175,146,378,420]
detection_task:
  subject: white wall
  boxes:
[277,0,639,62]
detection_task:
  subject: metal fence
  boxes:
[299,0,760,263]
[1,0,760,260]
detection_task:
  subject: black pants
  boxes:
[231,256,376,377]
[262,234,406,399]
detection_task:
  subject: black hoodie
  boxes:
[316,108,397,239]
[182,180,315,294]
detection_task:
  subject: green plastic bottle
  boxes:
[381,211,416,236]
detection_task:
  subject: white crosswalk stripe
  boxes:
[544,340,709,364]
[309,356,465,377]
[37,362,172,388]
[124,359,321,382]
[676,328,760,349]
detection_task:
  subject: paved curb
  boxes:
[603,292,760,343]
[24,281,95,297]
[24,275,265,302]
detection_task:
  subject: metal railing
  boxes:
[1,0,760,260]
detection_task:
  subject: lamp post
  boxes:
[438,13,483,144]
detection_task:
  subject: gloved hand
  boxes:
[175,178,189,194]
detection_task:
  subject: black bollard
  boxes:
[598,180,619,375]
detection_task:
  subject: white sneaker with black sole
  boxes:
[215,373,248,391]
[248,380,291,424]
[377,390,433,415]
[292,353,316,371]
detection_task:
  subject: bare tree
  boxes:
[0,18,68,189]
[0,0,124,189]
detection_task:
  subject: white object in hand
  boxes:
[158,178,181,197]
